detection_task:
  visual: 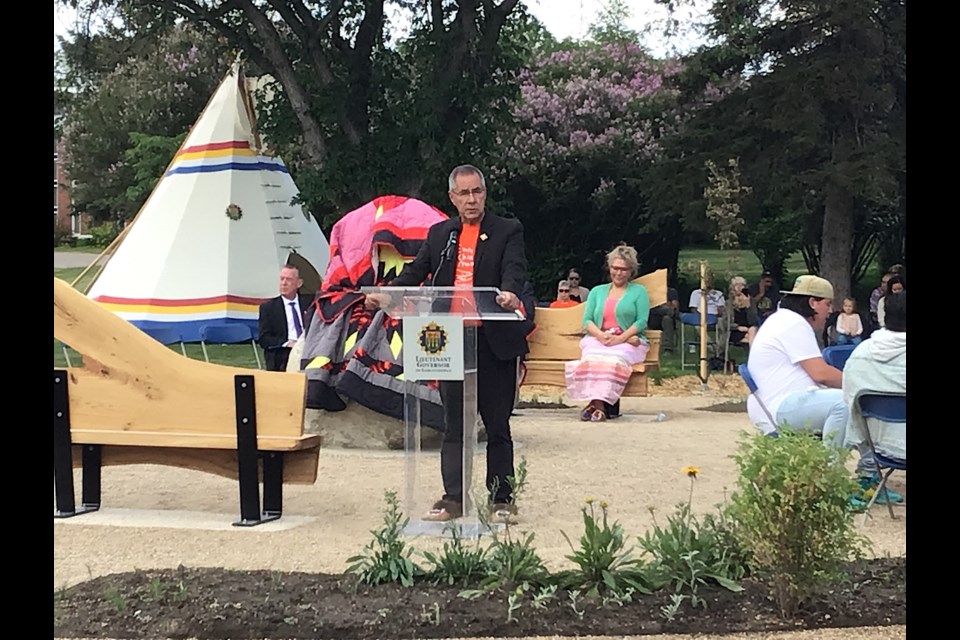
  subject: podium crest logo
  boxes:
[418,322,448,355]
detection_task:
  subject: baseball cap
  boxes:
[781,275,834,299]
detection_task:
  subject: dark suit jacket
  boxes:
[390,213,531,361]
[258,294,315,371]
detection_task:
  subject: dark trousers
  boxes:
[439,330,517,505]
[265,347,292,372]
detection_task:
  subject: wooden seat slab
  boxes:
[53,277,322,522]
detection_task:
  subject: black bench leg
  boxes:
[53,370,99,518]
[233,375,281,527]
[262,452,283,517]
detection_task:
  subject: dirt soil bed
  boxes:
[54,557,904,639]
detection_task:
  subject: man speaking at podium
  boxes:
[371,164,530,524]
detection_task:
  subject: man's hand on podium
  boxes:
[364,292,392,310]
[496,290,520,311]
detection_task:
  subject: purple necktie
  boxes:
[290,301,303,338]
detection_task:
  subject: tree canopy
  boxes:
[647,0,906,296]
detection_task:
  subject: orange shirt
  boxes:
[549,300,579,308]
[452,223,480,318]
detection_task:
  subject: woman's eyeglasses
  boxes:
[558,289,570,293]
[609,266,630,272]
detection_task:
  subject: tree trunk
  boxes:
[819,183,854,304]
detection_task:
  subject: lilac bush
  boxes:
[490,43,689,289]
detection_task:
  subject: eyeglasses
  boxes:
[558,289,570,293]
[609,266,630,272]
[567,276,580,281]
[451,187,486,198]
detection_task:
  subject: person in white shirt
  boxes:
[745,275,874,476]
[688,287,726,317]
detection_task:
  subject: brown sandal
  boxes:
[422,499,463,522]
[590,409,607,422]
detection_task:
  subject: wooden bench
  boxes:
[53,277,322,527]
[523,269,667,397]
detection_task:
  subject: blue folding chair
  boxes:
[199,323,262,370]
[856,391,906,520]
[822,344,857,371]
[738,363,778,435]
[680,312,719,370]
[141,327,187,357]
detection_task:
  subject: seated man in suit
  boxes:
[258,264,315,371]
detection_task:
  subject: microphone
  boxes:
[432,228,459,288]
[444,229,459,263]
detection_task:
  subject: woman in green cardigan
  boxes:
[564,244,651,421]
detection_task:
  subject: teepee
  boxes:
[86,60,330,342]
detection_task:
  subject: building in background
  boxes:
[54,136,92,237]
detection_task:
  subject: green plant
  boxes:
[345,491,421,587]
[421,523,492,586]
[726,429,868,619]
[506,587,523,623]
[488,455,529,508]
[567,589,586,620]
[660,593,688,622]
[146,576,165,601]
[88,222,119,248]
[558,498,653,597]
[473,520,549,593]
[419,602,441,626]
[103,586,127,612]
[640,467,747,604]
[530,584,558,609]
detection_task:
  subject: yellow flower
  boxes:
[600,501,609,509]
[585,497,595,505]
[682,466,700,479]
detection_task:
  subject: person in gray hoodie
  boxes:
[842,290,906,503]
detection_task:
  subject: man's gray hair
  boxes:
[448,165,486,191]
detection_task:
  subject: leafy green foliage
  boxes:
[639,502,747,603]
[476,528,549,593]
[59,21,232,224]
[421,525,492,587]
[87,222,119,248]
[558,499,653,597]
[648,0,906,298]
[726,428,868,619]
[346,491,421,587]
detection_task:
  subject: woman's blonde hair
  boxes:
[605,244,639,278]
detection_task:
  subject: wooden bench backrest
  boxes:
[528,269,668,362]
[54,277,309,450]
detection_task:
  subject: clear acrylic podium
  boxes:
[361,286,522,538]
